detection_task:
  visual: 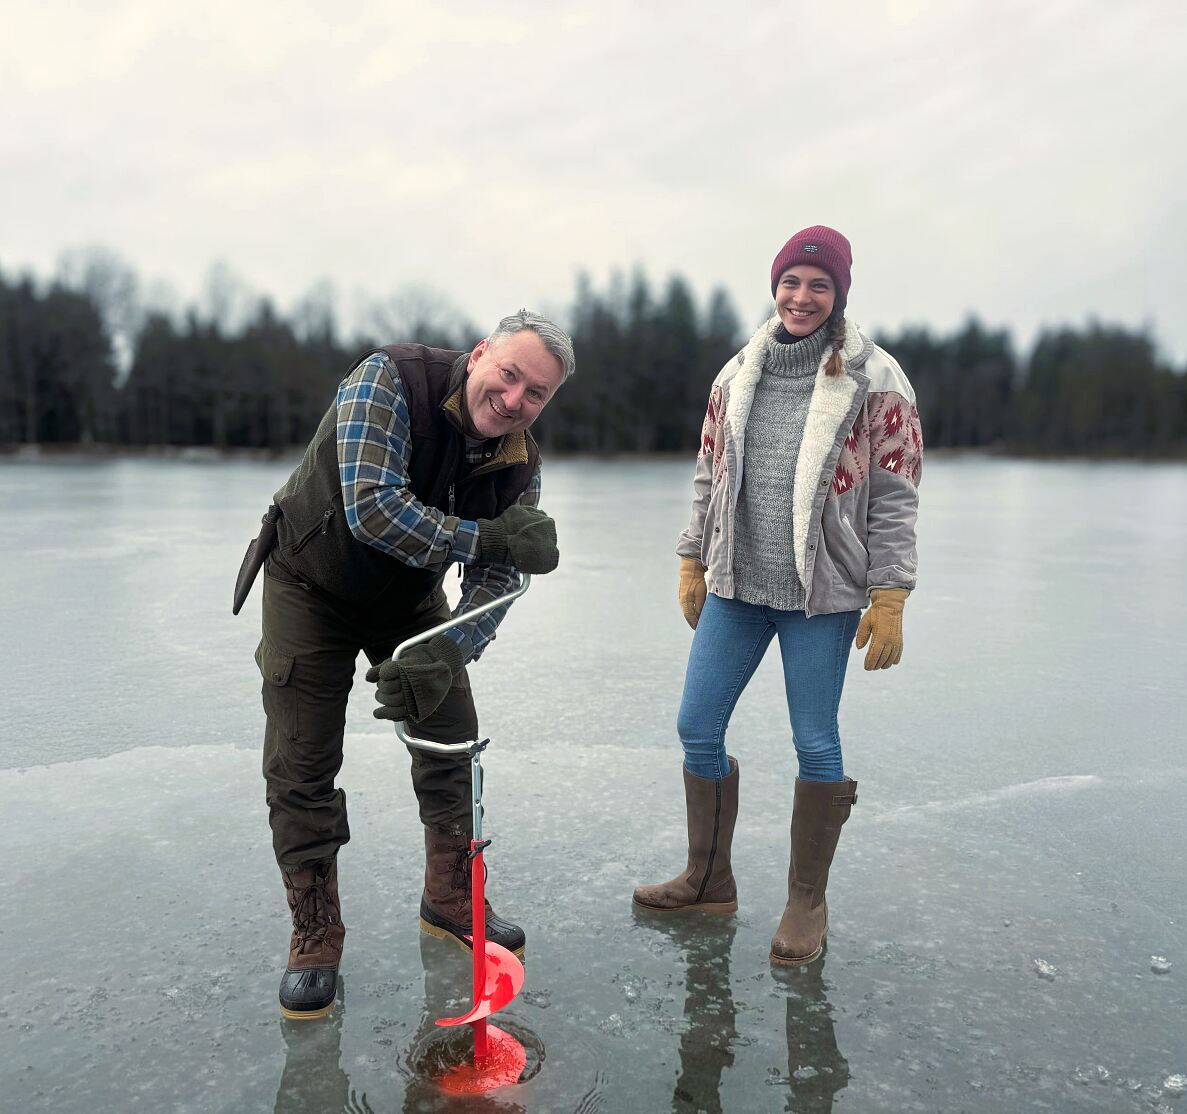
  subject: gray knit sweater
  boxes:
[732,326,827,610]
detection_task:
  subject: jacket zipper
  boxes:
[448,483,463,579]
[291,506,334,554]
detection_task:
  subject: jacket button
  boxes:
[808,544,815,551]
[715,527,721,533]
[272,672,282,682]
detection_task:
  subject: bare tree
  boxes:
[55,246,142,380]
[141,277,183,329]
[201,260,257,336]
[291,278,338,345]
[357,283,477,351]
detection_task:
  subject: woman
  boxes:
[633,226,922,965]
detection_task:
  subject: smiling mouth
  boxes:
[488,397,516,420]
[787,309,817,318]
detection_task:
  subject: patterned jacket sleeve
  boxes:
[446,467,540,663]
[676,370,727,561]
[336,354,481,567]
[865,390,923,591]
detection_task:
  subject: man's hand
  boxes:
[476,505,559,573]
[366,634,464,722]
[854,588,909,670]
[678,558,707,629]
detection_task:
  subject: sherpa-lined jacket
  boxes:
[677,316,922,617]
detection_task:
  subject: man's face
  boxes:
[464,331,565,439]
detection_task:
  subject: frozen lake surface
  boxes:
[2,454,1185,1112]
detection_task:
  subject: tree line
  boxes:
[2,254,1184,457]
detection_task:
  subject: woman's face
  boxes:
[774,265,836,336]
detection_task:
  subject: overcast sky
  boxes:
[4,0,1185,360]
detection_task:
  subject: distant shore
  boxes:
[2,443,1185,464]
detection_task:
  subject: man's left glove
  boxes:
[854,588,909,671]
[365,634,465,722]
[475,505,559,574]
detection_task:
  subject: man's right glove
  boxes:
[678,557,707,629]
[365,634,464,723]
[475,505,559,573]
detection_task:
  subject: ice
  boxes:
[1165,1074,1187,1097]
[3,456,1187,1112]
[1151,956,1173,975]
[598,1012,627,1038]
[1033,959,1059,981]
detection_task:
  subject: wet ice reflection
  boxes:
[3,456,1187,1112]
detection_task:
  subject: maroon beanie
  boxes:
[770,225,853,310]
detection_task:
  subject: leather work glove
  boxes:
[366,634,464,723]
[855,587,909,670]
[475,504,559,573]
[678,557,707,630]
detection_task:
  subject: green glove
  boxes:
[475,504,559,573]
[366,634,464,722]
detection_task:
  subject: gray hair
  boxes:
[488,309,576,382]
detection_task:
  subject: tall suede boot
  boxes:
[770,777,857,966]
[279,858,345,1019]
[633,757,739,913]
[418,828,526,957]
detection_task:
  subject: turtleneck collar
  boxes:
[763,322,828,378]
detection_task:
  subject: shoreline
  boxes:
[2,443,1186,464]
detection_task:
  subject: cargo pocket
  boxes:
[256,639,298,740]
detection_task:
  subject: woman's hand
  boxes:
[855,588,909,669]
[678,558,708,629]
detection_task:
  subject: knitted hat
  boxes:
[770,226,853,309]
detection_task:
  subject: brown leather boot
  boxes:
[279,858,345,1019]
[418,828,526,957]
[633,757,739,913]
[770,777,857,966]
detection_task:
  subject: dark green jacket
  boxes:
[272,345,539,608]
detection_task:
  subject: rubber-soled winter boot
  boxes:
[279,858,345,1019]
[769,777,857,965]
[633,757,739,913]
[419,828,526,957]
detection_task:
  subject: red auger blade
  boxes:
[436,940,525,1026]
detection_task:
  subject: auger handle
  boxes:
[392,573,531,755]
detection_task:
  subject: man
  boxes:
[249,309,573,1020]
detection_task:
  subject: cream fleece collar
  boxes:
[725,315,869,443]
[725,314,872,582]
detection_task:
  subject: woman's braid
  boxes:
[824,310,847,378]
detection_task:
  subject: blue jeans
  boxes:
[678,594,861,782]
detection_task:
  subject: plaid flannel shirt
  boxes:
[336,353,539,662]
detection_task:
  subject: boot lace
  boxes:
[434,848,491,915]
[292,874,339,957]
[431,847,467,891]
